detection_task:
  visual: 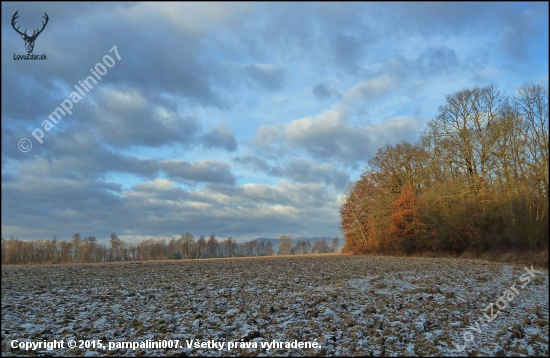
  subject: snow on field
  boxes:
[1,255,548,356]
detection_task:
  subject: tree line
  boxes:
[341,84,548,255]
[1,233,340,265]
[276,235,339,255]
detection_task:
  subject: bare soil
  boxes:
[2,255,548,356]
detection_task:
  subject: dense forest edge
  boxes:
[340,84,548,268]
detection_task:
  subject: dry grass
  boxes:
[459,249,549,269]
[353,249,549,269]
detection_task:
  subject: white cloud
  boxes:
[340,76,394,105]
[252,77,421,167]
[121,2,255,35]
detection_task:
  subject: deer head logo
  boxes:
[12,11,49,54]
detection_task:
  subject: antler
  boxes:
[12,11,49,53]
[11,10,25,36]
[11,11,48,39]
[34,13,49,37]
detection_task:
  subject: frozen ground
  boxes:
[1,255,548,356]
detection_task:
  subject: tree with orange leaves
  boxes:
[385,184,424,253]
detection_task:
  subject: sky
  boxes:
[1,2,548,244]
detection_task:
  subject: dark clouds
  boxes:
[244,64,285,90]
[235,155,350,189]
[201,122,238,152]
[313,82,341,100]
[330,34,366,74]
[93,89,202,149]
[415,47,460,77]
[161,160,235,185]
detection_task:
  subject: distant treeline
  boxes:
[341,85,548,255]
[1,234,340,265]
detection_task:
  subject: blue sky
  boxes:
[2,2,548,243]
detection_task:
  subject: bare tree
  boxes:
[278,235,292,255]
[207,235,218,258]
[332,237,339,253]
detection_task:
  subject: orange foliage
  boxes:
[384,185,424,253]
